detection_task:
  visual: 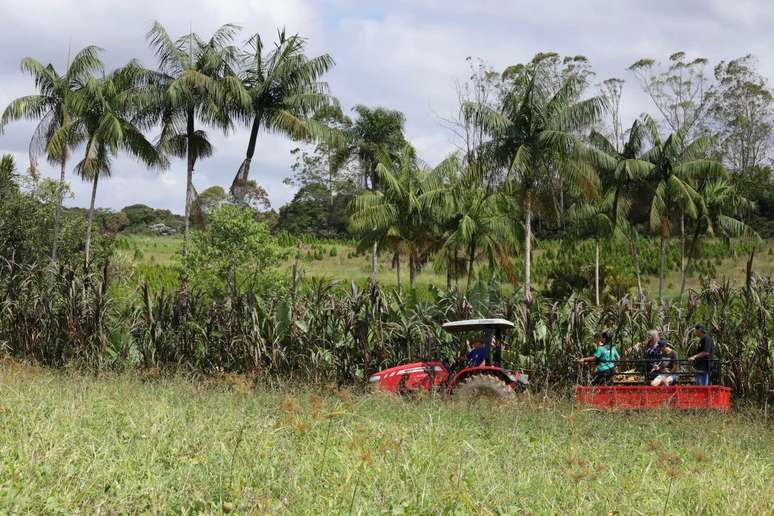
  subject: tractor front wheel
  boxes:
[454,374,512,400]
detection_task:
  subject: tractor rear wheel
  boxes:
[454,374,512,400]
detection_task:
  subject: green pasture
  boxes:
[114,234,774,299]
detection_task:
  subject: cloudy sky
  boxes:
[1,0,773,214]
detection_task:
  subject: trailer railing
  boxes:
[578,359,722,385]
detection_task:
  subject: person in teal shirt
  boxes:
[578,332,619,385]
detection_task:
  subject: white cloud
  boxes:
[2,0,774,212]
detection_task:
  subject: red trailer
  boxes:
[576,385,732,411]
[575,356,731,410]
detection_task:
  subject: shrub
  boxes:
[182,205,282,294]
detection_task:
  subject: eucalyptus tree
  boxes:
[57,63,168,265]
[144,21,245,253]
[641,122,724,302]
[463,54,607,303]
[0,46,102,269]
[709,55,774,172]
[628,52,714,138]
[584,119,654,303]
[230,30,336,198]
[348,145,434,290]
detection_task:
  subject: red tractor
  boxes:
[368,318,529,399]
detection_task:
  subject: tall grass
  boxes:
[1,364,772,513]
[0,258,772,404]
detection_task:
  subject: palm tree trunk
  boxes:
[409,251,416,289]
[559,180,565,230]
[681,255,691,300]
[50,158,67,273]
[183,110,195,256]
[328,149,335,211]
[680,226,702,301]
[395,252,401,293]
[524,193,533,305]
[594,239,600,306]
[227,265,235,294]
[370,241,378,287]
[84,172,100,268]
[291,245,301,316]
[466,241,476,291]
[679,213,686,293]
[630,232,644,306]
[746,247,756,291]
[233,116,260,196]
[454,247,459,289]
[658,234,666,303]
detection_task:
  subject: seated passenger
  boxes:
[643,329,666,382]
[577,332,619,385]
[466,339,487,366]
[650,344,679,386]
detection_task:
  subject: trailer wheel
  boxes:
[454,374,512,400]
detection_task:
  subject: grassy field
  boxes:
[116,234,774,298]
[1,361,772,514]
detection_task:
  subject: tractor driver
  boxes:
[492,331,503,366]
[467,339,487,366]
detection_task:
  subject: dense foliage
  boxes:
[277,184,352,238]
[0,260,771,404]
[0,156,94,266]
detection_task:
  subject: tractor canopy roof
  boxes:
[441,318,515,333]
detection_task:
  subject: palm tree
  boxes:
[0,46,102,270]
[56,63,168,266]
[641,123,723,302]
[585,119,655,304]
[230,30,336,198]
[335,106,407,285]
[681,178,759,297]
[0,154,15,190]
[423,153,518,291]
[338,106,407,192]
[463,55,607,303]
[144,21,244,253]
[348,145,433,289]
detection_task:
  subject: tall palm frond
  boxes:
[231,29,337,196]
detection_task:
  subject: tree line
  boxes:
[344,53,768,305]
[1,27,772,306]
[0,23,334,266]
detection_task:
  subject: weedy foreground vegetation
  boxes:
[1,361,772,514]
